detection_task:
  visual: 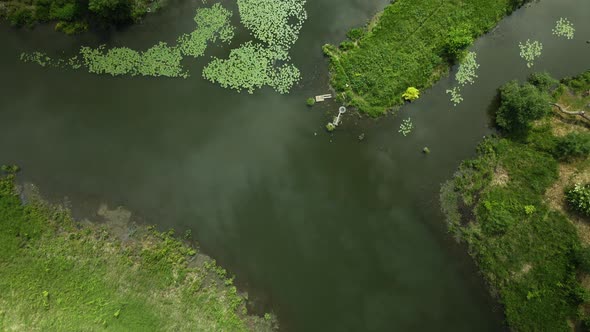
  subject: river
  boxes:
[0,0,589,330]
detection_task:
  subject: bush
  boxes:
[9,5,35,26]
[566,183,590,217]
[527,72,559,92]
[478,199,515,235]
[402,87,420,101]
[339,41,355,51]
[306,97,315,106]
[443,26,473,59]
[55,20,88,34]
[575,246,590,273]
[346,28,365,41]
[49,1,77,20]
[554,132,590,161]
[496,81,551,135]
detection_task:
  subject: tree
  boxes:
[88,0,132,22]
[495,81,550,134]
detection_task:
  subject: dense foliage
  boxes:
[203,0,307,94]
[554,132,590,161]
[0,0,160,31]
[440,72,590,331]
[566,183,590,217]
[496,80,551,135]
[324,0,526,116]
[0,171,276,331]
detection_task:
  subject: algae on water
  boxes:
[21,3,234,79]
[203,0,307,94]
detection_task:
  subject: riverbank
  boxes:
[323,0,529,116]
[0,171,276,331]
[440,71,590,330]
[0,0,162,33]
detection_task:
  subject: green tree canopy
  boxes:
[88,0,131,22]
[496,81,551,134]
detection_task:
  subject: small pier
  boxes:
[315,94,333,102]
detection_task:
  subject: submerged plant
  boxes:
[455,51,479,86]
[446,87,463,106]
[519,40,543,68]
[398,117,413,136]
[552,18,575,40]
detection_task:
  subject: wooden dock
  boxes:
[315,94,333,102]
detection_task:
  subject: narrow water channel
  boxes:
[0,0,588,330]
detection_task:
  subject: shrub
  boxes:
[49,1,77,21]
[527,72,558,92]
[339,41,355,51]
[306,98,315,106]
[496,81,551,135]
[443,26,473,59]
[402,87,420,101]
[325,122,335,132]
[346,28,365,41]
[9,6,35,26]
[566,183,590,217]
[478,200,514,235]
[575,246,590,273]
[55,20,88,34]
[554,132,590,161]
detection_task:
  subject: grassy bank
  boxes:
[0,172,276,331]
[440,71,590,330]
[0,0,163,33]
[323,0,528,116]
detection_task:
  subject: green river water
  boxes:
[0,0,589,330]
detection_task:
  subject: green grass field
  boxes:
[0,173,275,331]
[324,0,524,116]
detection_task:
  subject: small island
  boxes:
[440,70,590,330]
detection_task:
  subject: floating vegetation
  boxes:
[79,43,187,78]
[203,42,276,93]
[446,87,464,106]
[398,117,414,136]
[519,39,543,68]
[445,51,479,106]
[237,0,307,49]
[552,18,575,40]
[455,52,479,86]
[177,3,235,58]
[21,4,233,79]
[204,0,307,94]
[21,52,81,69]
